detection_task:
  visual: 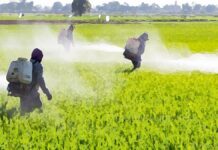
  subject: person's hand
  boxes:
[47,93,52,101]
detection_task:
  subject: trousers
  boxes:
[20,92,42,114]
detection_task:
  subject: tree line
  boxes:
[0,0,72,13]
[95,1,218,15]
[0,0,218,15]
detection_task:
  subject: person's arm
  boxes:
[138,42,145,55]
[37,64,52,100]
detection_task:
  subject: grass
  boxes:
[1,21,218,52]
[77,23,218,52]
[0,22,217,149]
[1,13,218,22]
[154,22,218,52]
[1,64,217,149]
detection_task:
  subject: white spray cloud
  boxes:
[2,25,218,74]
[45,41,124,62]
[0,74,7,90]
[143,33,218,73]
[5,26,124,63]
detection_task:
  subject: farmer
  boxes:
[20,48,52,114]
[58,24,75,50]
[123,33,149,71]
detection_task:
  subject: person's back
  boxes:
[58,24,75,51]
[123,32,149,71]
[137,33,148,56]
[20,48,52,114]
[29,59,50,95]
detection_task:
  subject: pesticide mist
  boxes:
[42,28,218,74]
[1,25,218,74]
[144,34,218,73]
[36,27,218,74]
[0,74,7,90]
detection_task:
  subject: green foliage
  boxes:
[0,22,217,149]
[76,23,218,52]
[1,14,218,22]
[154,22,218,52]
[72,0,92,16]
[0,65,217,149]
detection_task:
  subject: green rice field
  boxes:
[0,20,217,149]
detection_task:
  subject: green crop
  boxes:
[0,22,217,149]
[1,14,218,23]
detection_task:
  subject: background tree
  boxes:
[182,3,192,14]
[193,4,202,14]
[206,5,217,13]
[62,4,72,13]
[71,0,91,16]
[51,2,63,13]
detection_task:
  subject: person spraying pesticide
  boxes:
[123,33,149,71]
[58,24,75,51]
[6,48,52,114]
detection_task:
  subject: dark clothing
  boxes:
[29,59,50,95]
[123,50,140,61]
[20,59,51,113]
[135,33,148,60]
[138,41,145,56]
[132,60,141,70]
[31,48,43,63]
[124,33,148,69]
[20,93,42,114]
